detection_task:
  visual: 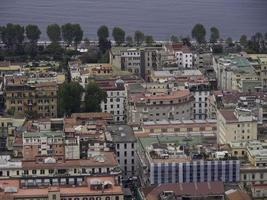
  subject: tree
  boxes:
[126,36,133,46]
[84,82,107,112]
[97,25,109,40]
[46,42,64,60]
[226,37,233,46]
[98,38,111,53]
[239,35,248,47]
[61,23,74,46]
[79,49,98,63]
[97,26,110,53]
[47,24,61,43]
[112,27,125,46]
[25,24,41,44]
[265,33,267,41]
[145,35,154,46]
[210,27,220,43]
[1,23,24,51]
[170,35,179,43]
[72,24,83,49]
[58,81,84,116]
[191,24,206,44]
[134,30,145,46]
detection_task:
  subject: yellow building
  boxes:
[5,82,58,118]
[217,108,257,144]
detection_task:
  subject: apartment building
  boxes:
[0,176,124,200]
[248,54,267,89]
[121,48,141,74]
[217,108,257,144]
[0,152,120,180]
[137,139,240,185]
[0,117,26,151]
[213,55,262,92]
[175,46,194,68]
[142,181,225,200]
[5,82,58,118]
[186,81,210,120]
[22,131,65,161]
[207,91,267,121]
[106,125,137,177]
[96,79,126,122]
[137,119,217,137]
[126,84,194,124]
[140,47,162,81]
[0,62,21,76]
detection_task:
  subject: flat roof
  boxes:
[22,152,118,169]
[23,131,64,138]
[107,125,136,143]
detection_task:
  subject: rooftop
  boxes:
[22,152,118,169]
[143,181,224,200]
[23,131,64,138]
[0,176,123,198]
[106,125,136,143]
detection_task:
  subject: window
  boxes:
[53,194,57,200]
[132,151,134,156]
[32,170,36,175]
[252,174,255,179]
[106,197,111,200]
[132,159,135,164]
[124,151,127,157]
[124,144,127,149]
[124,159,127,164]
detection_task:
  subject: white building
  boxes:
[121,48,141,74]
[187,82,210,120]
[106,125,137,178]
[175,49,194,68]
[99,79,126,122]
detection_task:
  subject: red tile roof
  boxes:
[144,181,224,200]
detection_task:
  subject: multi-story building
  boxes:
[137,139,240,185]
[5,82,58,118]
[140,47,162,81]
[106,125,137,177]
[0,176,124,200]
[0,117,26,152]
[0,152,120,181]
[175,46,194,68]
[126,84,194,124]
[186,81,210,120]
[213,55,262,92]
[217,108,257,144]
[136,119,217,137]
[0,62,21,76]
[121,48,141,74]
[22,131,65,161]
[142,181,225,200]
[96,79,126,122]
[248,54,267,89]
[207,91,267,121]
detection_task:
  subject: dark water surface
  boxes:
[1,0,267,40]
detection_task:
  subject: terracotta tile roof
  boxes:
[71,112,113,120]
[219,110,237,122]
[144,181,224,199]
[0,176,123,197]
[226,189,252,200]
[22,152,118,169]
